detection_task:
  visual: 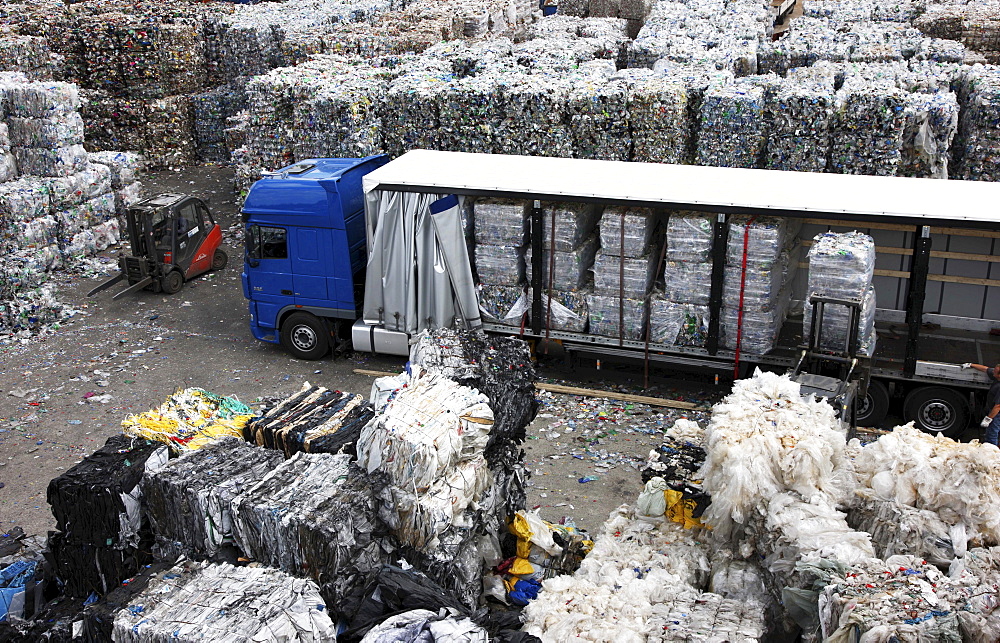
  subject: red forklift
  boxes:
[87,193,227,299]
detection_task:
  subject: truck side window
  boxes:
[248,226,287,260]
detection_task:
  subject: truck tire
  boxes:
[161,270,183,295]
[281,312,329,360]
[856,380,889,428]
[212,249,228,270]
[903,386,969,438]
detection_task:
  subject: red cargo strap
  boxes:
[733,217,756,380]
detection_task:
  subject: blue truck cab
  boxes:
[241,155,389,359]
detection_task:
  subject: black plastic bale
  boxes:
[46,435,168,548]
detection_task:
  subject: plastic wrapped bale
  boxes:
[45,532,151,599]
[231,453,393,609]
[474,244,524,286]
[592,250,657,297]
[477,283,526,326]
[538,201,600,251]
[473,198,527,246]
[0,178,50,226]
[666,211,714,263]
[806,231,875,299]
[696,81,766,169]
[723,260,785,311]
[661,260,713,306]
[248,383,376,457]
[721,305,784,354]
[851,423,1000,547]
[726,215,793,270]
[408,328,538,461]
[496,72,574,158]
[121,387,254,454]
[109,559,335,641]
[765,77,834,173]
[598,205,660,257]
[142,437,283,558]
[900,90,959,179]
[587,293,645,340]
[819,557,964,642]
[46,434,169,551]
[356,370,493,490]
[649,298,709,347]
[804,285,876,356]
[525,234,599,291]
[829,77,907,176]
[8,112,84,148]
[5,81,78,118]
[191,80,248,163]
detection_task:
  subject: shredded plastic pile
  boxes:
[246,382,376,457]
[121,387,254,453]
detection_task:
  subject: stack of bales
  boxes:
[655,211,714,348]
[521,202,601,334]
[473,198,529,328]
[87,151,144,218]
[721,216,799,355]
[804,231,877,356]
[592,205,660,337]
[45,435,169,598]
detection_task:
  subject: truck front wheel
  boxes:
[856,380,890,428]
[281,312,329,360]
[903,386,969,438]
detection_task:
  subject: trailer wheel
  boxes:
[856,380,889,428]
[281,312,329,360]
[161,270,183,295]
[212,249,228,270]
[903,386,969,438]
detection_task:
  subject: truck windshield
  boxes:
[247,225,288,260]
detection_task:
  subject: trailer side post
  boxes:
[904,225,932,378]
[707,213,728,356]
[531,200,543,335]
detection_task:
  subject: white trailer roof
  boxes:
[363,150,1000,229]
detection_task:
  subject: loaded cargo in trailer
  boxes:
[241,150,1000,437]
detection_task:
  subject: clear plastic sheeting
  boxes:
[649,299,709,347]
[110,559,336,642]
[539,201,599,251]
[847,491,958,565]
[359,608,488,643]
[587,293,646,339]
[900,89,959,179]
[592,250,657,297]
[231,452,393,608]
[477,283,526,326]
[121,387,254,453]
[473,198,527,246]
[142,437,283,558]
[598,206,659,257]
[525,234,599,291]
[247,382,376,457]
[475,244,524,286]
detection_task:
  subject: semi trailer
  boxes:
[242,150,1000,436]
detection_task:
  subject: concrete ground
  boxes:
[0,165,723,539]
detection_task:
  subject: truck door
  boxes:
[245,224,293,330]
[290,227,330,308]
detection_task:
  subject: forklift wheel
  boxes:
[161,270,184,295]
[281,312,329,360]
[212,249,228,270]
